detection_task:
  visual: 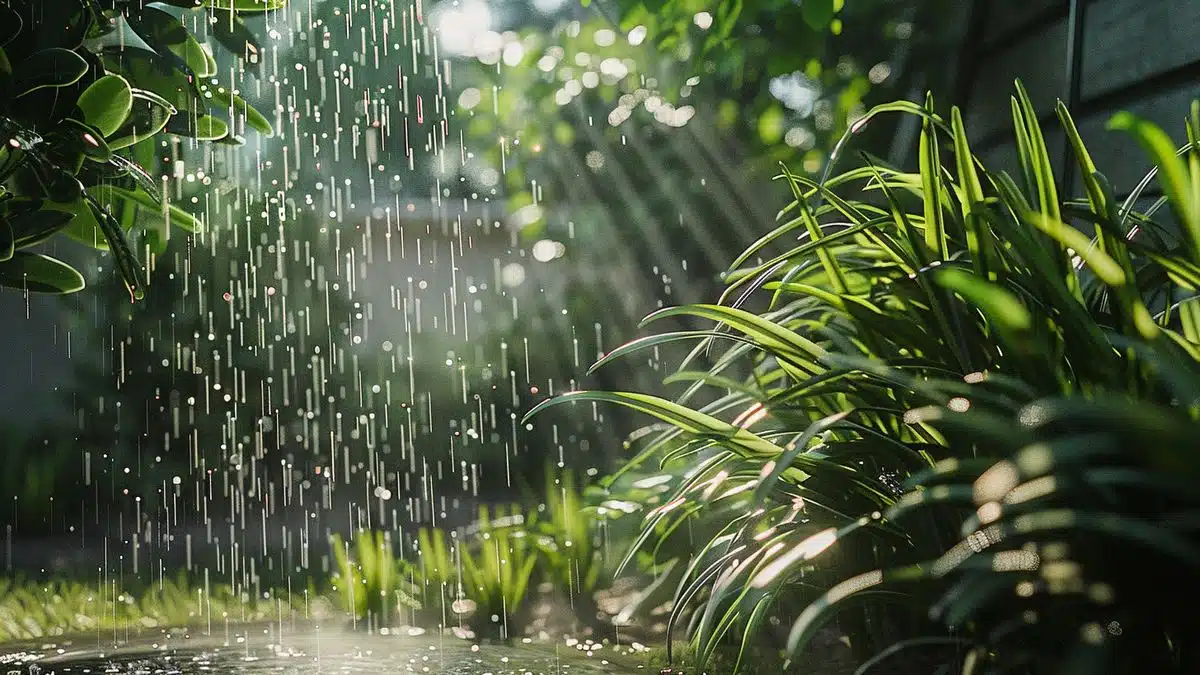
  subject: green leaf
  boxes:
[204,83,275,136]
[206,0,289,11]
[56,198,108,250]
[166,112,229,141]
[1109,111,1200,263]
[59,118,113,162]
[85,195,146,301]
[918,92,947,259]
[12,48,89,97]
[0,214,13,261]
[523,390,786,459]
[210,13,263,66]
[100,46,203,113]
[641,304,828,373]
[76,74,133,137]
[935,268,1032,333]
[799,0,836,30]
[0,252,86,293]
[89,184,202,233]
[9,207,76,248]
[125,7,217,78]
[107,89,176,150]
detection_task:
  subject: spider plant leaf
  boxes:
[934,266,1031,339]
[918,93,948,259]
[781,164,848,293]
[950,106,993,279]
[524,390,785,459]
[752,410,851,504]
[641,304,828,372]
[1109,110,1200,262]
[784,565,928,661]
[1013,81,1061,224]
[587,330,759,375]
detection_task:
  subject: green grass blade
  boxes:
[919,93,948,259]
[1109,110,1200,262]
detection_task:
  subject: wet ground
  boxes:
[0,625,650,674]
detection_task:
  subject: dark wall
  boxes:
[961,0,1200,199]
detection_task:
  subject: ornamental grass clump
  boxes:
[529,81,1200,673]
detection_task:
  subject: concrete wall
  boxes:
[962,0,1200,198]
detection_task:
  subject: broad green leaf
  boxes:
[107,90,176,150]
[0,252,85,293]
[59,118,113,162]
[211,14,263,66]
[89,184,202,233]
[12,48,88,97]
[167,112,229,141]
[203,83,275,136]
[56,198,108,250]
[76,74,133,137]
[125,7,217,78]
[100,46,203,113]
[9,207,75,248]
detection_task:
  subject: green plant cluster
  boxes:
[0,0,278,297]
[531,81,1200,673]
[329,472,609,641]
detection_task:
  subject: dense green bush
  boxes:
[0,0,277,296]
[530,82,1200,673]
